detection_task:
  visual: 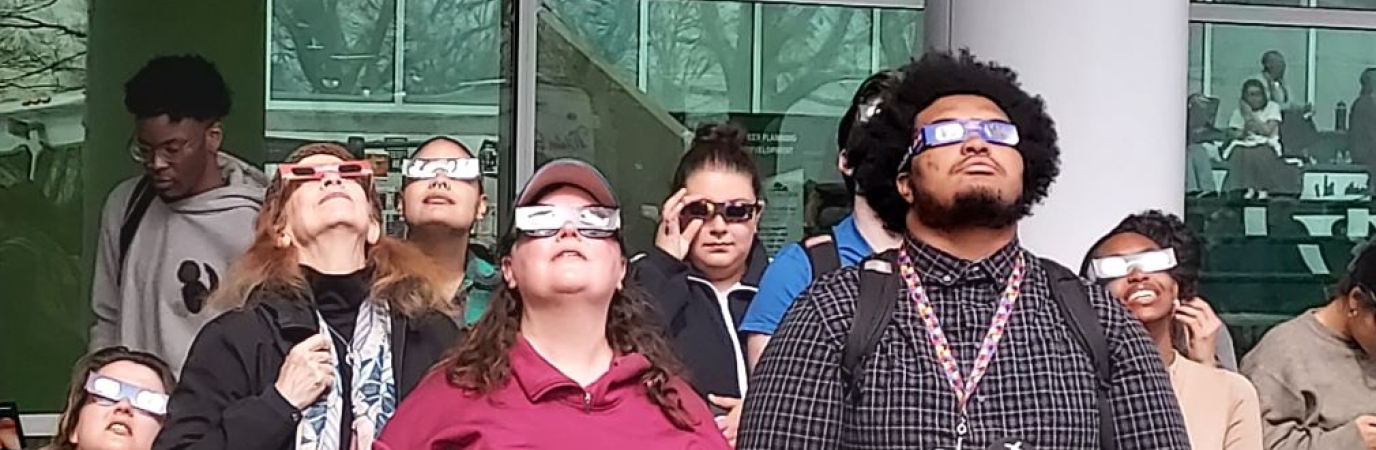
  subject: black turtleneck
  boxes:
[302,265,371,447]
[303,265,370,343]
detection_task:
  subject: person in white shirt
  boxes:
[1224,78,1286,200]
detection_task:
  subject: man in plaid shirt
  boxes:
[737,50,1190,450]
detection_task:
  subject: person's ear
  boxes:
[836,151,854,177]
[896,171,914,203]
[205,120,224,153]
[367,219,382,245]
[613,258,626,290]
[276,227,293,248]
[501,256,516,289]
[1348,288,1367,316]
[476,193,489,222]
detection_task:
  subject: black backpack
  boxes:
[838,249,1116,450]
[802,231,842,280]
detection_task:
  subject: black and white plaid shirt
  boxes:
[738,239,1190,450]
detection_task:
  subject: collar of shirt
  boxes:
[459,250,500,294]
[832,214,874,263]
[903,236,1021,287]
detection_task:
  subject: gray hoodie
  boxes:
[89,154,268,374]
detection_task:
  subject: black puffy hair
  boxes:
[838,69,903,194]
[124,54,232,122]
[1080,210,1203,300]
[850,50,1061,233]
[669,123,762,197]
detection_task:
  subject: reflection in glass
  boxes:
[1186,21,1376,358]
[270,0,398,101]
[0,0,90,411]
[536,0,921,255]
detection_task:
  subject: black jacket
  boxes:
[631,241,768,401]
[151,290,460,450]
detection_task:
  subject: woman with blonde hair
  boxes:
[153,142,459,450]
[45,346,176,450]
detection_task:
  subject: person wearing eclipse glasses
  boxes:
[399,137,499,326]
[45,346,177,450]
[1243,242,1376,450]
[153,142,458,450]
[1082,211,1261,450]
[628,122,768,446]
[739,51,1189,450]
[376,158,729,449]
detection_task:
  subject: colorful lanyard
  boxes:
[897,248,1026,414]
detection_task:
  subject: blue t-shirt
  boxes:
[739,215,873,335]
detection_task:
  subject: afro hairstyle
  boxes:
[124,54,232,122]
[1080,210,1203,301]
[850,49,1061,233]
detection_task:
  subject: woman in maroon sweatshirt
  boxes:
[375,159,729,450]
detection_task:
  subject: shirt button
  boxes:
[942,275,953,283]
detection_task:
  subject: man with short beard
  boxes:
[738,51,1190,450]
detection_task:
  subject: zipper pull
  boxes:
[582,391,592,412]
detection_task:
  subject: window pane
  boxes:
[1186,23,1376,357]
[270,0,398,102]
[1189,23,1204,95]
[545,0,639,84]
[402,0,502,105]
[266,0,509,244]
[0,0,88,411]
[1315,29,1376,131]
[1208,24,1308,123]
[535,0,920,255]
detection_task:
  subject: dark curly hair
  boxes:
[839,69,903,195]
[851,50,1061,233]
[669,123,761,197]
[444,233,696,431]
[124,54,232,122]
[1082,210,1203,303]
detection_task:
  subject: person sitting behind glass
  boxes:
[153,142,459,450]
[376,158,729,450]
[45,346,176,450]
[1242,243,1376,450]
[399,137,498,326]
[1186,93,1223,197]
[1223,79,1285,200]
[1082,211,1260,450]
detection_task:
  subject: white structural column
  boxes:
[925,0,1190,268]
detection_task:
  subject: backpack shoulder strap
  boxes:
[802,232,841,281]
[1040,257,1117,450]
[841,249,900,383]
[119,177,157,278]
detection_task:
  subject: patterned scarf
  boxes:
[294,299,397,450]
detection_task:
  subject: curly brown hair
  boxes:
[443,253,696,430]
[46,347,177,450]
[209,142,453,318]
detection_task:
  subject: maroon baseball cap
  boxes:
[515,158,618,208]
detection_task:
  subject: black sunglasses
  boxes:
[680,200,761,224]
